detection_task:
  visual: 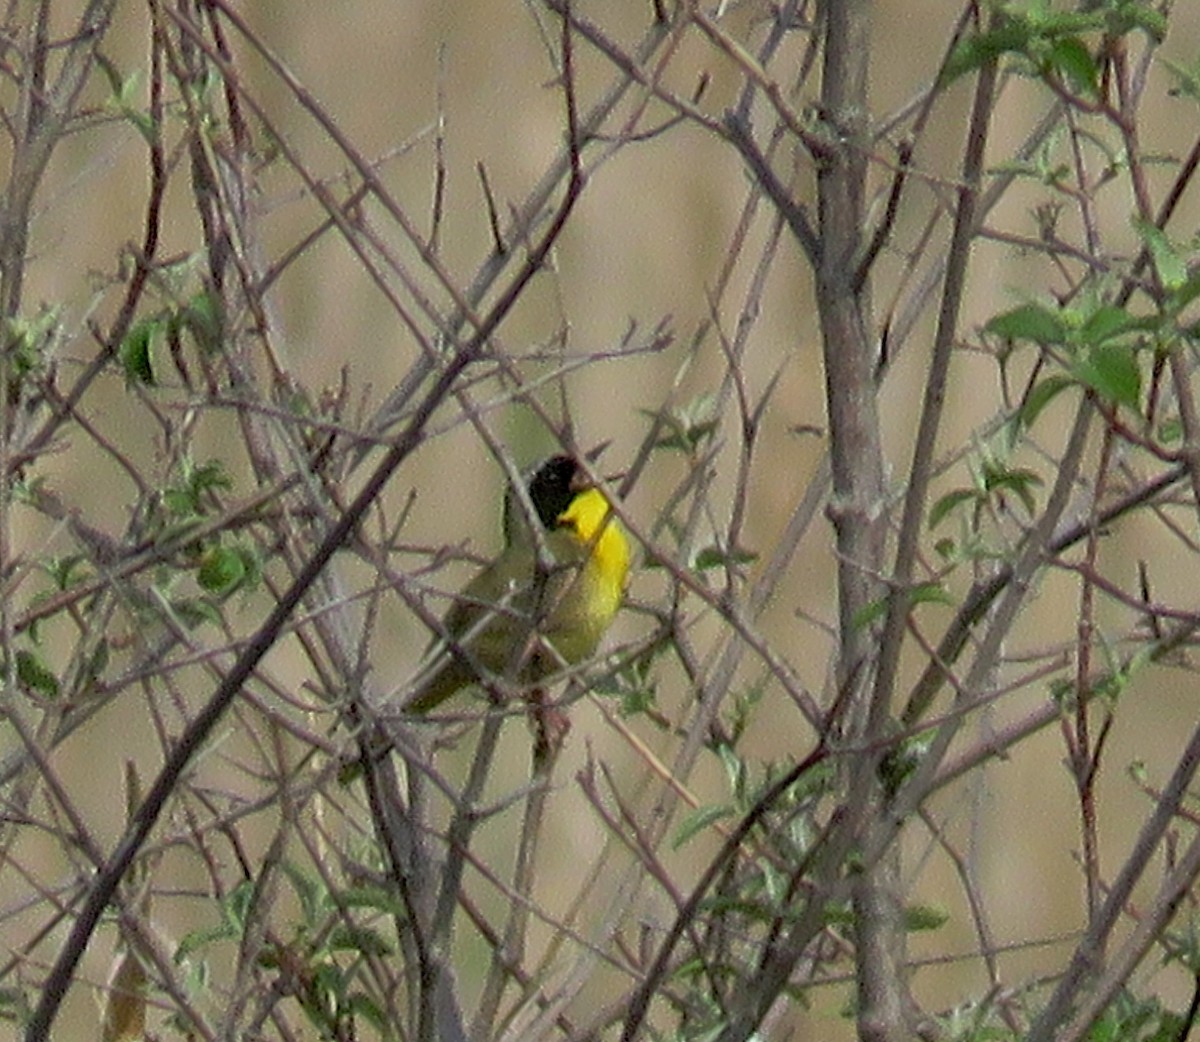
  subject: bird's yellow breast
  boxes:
[550,488,630,657]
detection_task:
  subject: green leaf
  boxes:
[1017,373,1076,431]
[339,884,410,921]
[325,924,394,957]
[39,553,89,591]
[344,992,388,1033]
[163,458,233,520]
[162,489,197,517]
[1078,305,1135,346]
[618,680,658,717]
[81,639,110,694]
[761,860,786,907]
[224,878,256,930]
[716,741,747,799]
[94,53,155,143]
[852,595,889,629]
[1110,3,1166,44]
[119,317,160,385]
[188,458,233,496]
[5,307,59,377]
[693,544,758,571]
[1050,677,1079,709]
[0,986,30,1022]
[174,922,238,963]
[180,291,223,354]
[933,537,956,560]
[172,881,254,963]
[821,900,857,930]
[982,463,1045,515]
[234,545,262,591]
[985,302,1067,345]
[673,804,734,849]
[941,21,1030,85]
[928,488,978,530]
[301,962,346,1030]
[879,735,930,795]
[197,546,246,594]
[1073,343,1141,409]
[15,649,58,698]
[170,598,223,629]
[1170,271,1200,313]
[643,392,720,452]
[904,903,949,932]
[909,582,954,608]
[279,862,327,924]
[1046,36,1098,97]
[1148,1013,1188,1042]
[1135,219,1187,292]
[1158,416,1183,445]
[1164,56,1200,104]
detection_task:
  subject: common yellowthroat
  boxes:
[403,454,631,714]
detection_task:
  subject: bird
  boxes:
[402,453,631,714]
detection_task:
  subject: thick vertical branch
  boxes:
[813,5,911,1041]
[816,1,885,700]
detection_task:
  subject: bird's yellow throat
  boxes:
[557,487,631,612]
